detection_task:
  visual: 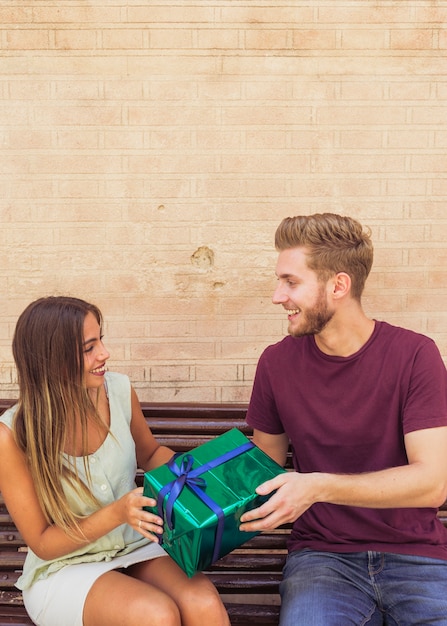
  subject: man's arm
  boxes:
[253,429,290,466]
[240,426,447,532]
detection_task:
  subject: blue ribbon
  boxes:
[157,440,254,565]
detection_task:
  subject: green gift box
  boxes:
[143,428,286,577]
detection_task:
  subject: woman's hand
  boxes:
[116,487,164,542]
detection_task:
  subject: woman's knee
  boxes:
[178,576,229,624]
[147,597,181,626]
[84,571,182,626]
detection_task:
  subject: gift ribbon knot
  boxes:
[156,440,254,566]
[164,454,207,529]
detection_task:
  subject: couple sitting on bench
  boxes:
[1,213,446,626]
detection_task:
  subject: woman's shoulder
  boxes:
[104,371,131,391]
[0,412,26,492]
[0,419,14,443]
[104,372,132,421]
[0,419,19,458]
[0,404,18,429]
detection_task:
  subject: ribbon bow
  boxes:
[163,454,207,530]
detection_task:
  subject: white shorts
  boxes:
[22,542,168,626]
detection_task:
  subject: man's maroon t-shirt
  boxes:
[246,321,447,560]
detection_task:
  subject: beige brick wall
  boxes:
[0,1,446,402]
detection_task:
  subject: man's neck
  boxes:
[314,311,375,357]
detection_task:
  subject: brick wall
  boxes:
[0,1,446,402]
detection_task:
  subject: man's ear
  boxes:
[331,272,351,299]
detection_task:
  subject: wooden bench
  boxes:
[0,400,286,626]
[2,400,447,626]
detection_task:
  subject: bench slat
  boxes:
[0,553,26,569]
[141,403,248,420]
[0,533,23,550]
[208,572,282,592]
[0,574,20,590]
[226,603,280,625]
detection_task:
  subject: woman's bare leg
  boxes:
[129,556,230,626]
[83,567,181,626]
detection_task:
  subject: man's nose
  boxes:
[272,283,287,304]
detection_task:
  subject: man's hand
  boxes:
[240,472,320,532]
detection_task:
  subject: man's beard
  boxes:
[288,288,334,337]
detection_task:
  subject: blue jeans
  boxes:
[279,549,447,625]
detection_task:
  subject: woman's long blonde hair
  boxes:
[12,296,107,539]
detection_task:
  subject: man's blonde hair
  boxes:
[275,213,373,299]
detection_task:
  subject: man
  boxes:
[240,213,447,625]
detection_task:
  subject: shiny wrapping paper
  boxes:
[143,428,286,577]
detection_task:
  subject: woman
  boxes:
[0,296,229,626]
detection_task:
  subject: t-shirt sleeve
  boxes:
[403,338,447,434]
[246,348,286,435]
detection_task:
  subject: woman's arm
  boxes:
[129,386,175,471]
[0,422,163,561]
